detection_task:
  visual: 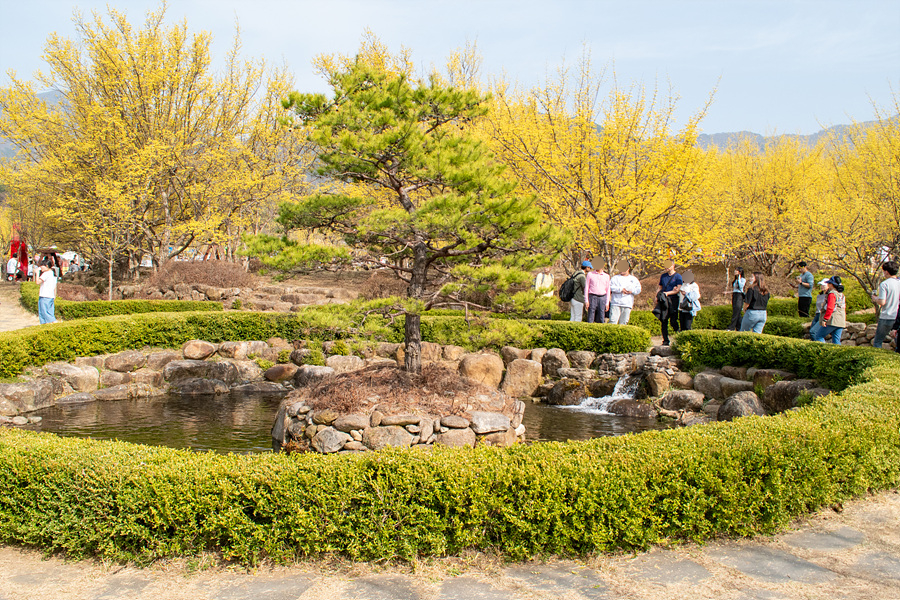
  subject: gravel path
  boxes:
[0,282,40,332]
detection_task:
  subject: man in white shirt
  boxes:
[872,260,900,348]
[6,256,18,281]
[608,259,642,325]
[36,260,58,324]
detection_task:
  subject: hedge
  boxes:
[20,282,222,319]
[1,332,898,564]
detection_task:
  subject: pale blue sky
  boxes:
[1,0,897,135]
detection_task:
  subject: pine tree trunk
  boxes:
[404,241,428,374]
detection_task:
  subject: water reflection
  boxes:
[522,401,673,442]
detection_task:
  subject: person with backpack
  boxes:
[812,275,846,345]
[565,261,591,322]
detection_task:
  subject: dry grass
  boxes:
[56,283,102,301]
[143,260,258,291]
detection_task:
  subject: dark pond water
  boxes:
[32,391,674,453]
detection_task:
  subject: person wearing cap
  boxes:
[795,261,814,317]
[677,270,701,331]
[656,260,683,345]
[808,278,830,341]
[871,260,900,349]
[585,264,610,323]
[812,276,846,345]
[608,260,642,325]
[569,260,591,322]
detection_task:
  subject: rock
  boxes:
[752,369,796,390]
[333,414,371,432]
[44,362,99,392]
[132,369,164,388]
[104,350,146,373]
[442,345,466,361]
[441,415,470,429]
[363,425,415,450]
[325,355,365,374]
[718,391,766,421]
[693,371,724,400]
[556,368,597,382]
[170,378,229,396]
[232,382,286,393]
[56,392,95,405]
[370,410,384,426]
[289,348,312,366]
[566,350,596,369]
[510,400,526,428]
[763,379,821,413]
[533,382,554,397]
[500,359,544,397]
[218,341,251,360]
[650,345,677,357]
[515,424,526,437]
[92,384,134,401]
[74,356,106,370]
[182,340,217,360]
[146,351,181,371]
[458,353,504,388]
[343,441,367,452]
[311,409,339,425]
[500,346,529,366]
[375,342,401,358]
[380,414,421,426]
[478,426,518,447]
[660,390,705,411]
[469,411,511,434]
[11,416,28,426]
[293,365,336,387]
[264,364,299,382]
[645,372,670,397]
[542,348,570,377]
[670,372,694,390]
[228,360,263,383]
[0,380,54,415]
[100,371,132,388]
[530,348,547,365]
[421,342,443,362]
[720,377,755,398]
[720,366,749,381]
[435,427,476,448]
[607,399,656,418]
[312,427,352,453]
[163,360,239,385]
[419,418,434,442]
[678,412,710,427]
[589,377,619,398]
[702,402,722,420]
[546,379,588,406]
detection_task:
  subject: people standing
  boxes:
[812,276,846,345]
[35,259,58,324]
[6,256,17,282]
[725,267,746,331]
[569,261,590,322]
[678,270,701,331]
[796,261,814,317]
[533,266,555,298]
[608,260,642,325]
[871,261,900,348]
[740,273,770,333]
[808,278,830,341]
[656,260,683,345]
[585,264,610,323]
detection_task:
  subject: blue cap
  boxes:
[582,261,592,268]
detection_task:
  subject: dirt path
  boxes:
[0,282,40,332]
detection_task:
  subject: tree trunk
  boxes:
[404,241,428,374]
[107,257,114,302]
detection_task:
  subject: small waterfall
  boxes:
[568,374,643,414]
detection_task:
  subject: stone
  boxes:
[44,362,99,392]
[100,371,133,388]
[0,379,54,415]
[104,350,146,373]
[333,414,370,432]
[589,377,619,398]
[720,365,749,381]
[56,392,95,405]
[380,414,421,426]
[458,353,505,388]
[500,359,544,397]
[660,390,705,411]
[718,391,766,421]
[293,365,335,387]
[375,342,401,358]
[370,410,384,426]
[625,549,712,586]
[311,409,339,425]
[556,368,597,382]
[232,382,286,394]
[693,371,724,400]
[325,354,365,374]
[542,348,570,377]
[547,379,588,406]
[645,372,670,397]
[132,369,163,388]
[163,360,239,385]
[363,425,415,450]
[288,348,312,366]
[530,348,547,365]
[421,341,443,362]
[469,411,511,434]
[11,416,28,425]
[311,427,352,453]
[170,378,229,396]
[678,412,710,427]
[752,369,796,390]
[263,364,299,382]
[442,345,466,361]
[343,440,367,452]
[500,345,528,366]
[419,417,434,441]
[650,345,677,357]
[566,350,596,369]
[145,351,181,371]
[182,340,217,360]
[435,427,476,448]
[670,371,694,390]
[479,426,518,447]
[218,341,251,360]
[92,384,133,401]
[533,382,554,397]
[441,415,470,429]
[74,356,106,370]
[763,379,820,413]
[720,377,755,398]
[607,399,656,418]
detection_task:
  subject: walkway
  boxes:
[1,490,897,599]
[0,283,39,332]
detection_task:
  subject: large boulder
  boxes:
[333,413,371,432]
[182,340,218,360]
[546,379,588,406]
[469,411,511,434]
[442,345,466,361]
[542,348,570,377]
[645,372,670,397]
[678,412,711,427]
[660,390,705,411]
[720,377,755,398]
[717,391,766,422]
[500,346,529,366]
[0,379,55,415]
[500,359,543,397]
[670,372,694,390]
[325,355,365,374]
[458,353,504,389]
[589,377,619,398]
[170,378,229,396]
[218,341,251,360]
[363,425,415,450]
[146,351,181,371]
[162,360,239,385]
[763,379,820,413]
[264,364,299,382]
[693,371,724,400]
[478,426,517,447]
[100,371,132,388]
[752,369,796,390]
[311,427,352,453]
[566,351,596,369]
[720,366,749,381]
[44,362,99,392]
[555,368,597,382]
[293,365,336,387]
[435,427,476,448]
[231,360,264,383]
[105,350,147,373]
[421,342,444,362]
[607,399,656,418]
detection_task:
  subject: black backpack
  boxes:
[558,273,579,302]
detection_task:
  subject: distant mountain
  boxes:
[696,122,870,151]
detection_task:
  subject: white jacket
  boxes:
[609,274,641,308]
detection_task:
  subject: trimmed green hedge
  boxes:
[20,282,222,319]
[2,332,898,564]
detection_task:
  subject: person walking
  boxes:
[678,270,701,331]
[569,261,590,322]
[656,260,682,345]
[871,260,900,348]
[808,278,830,341]
[35,259,58,324]
[795,261,814,317]
[608,259,641,325]
[585,264,610,323]
[724,267,746,331]
[812,276,846,345]
[740,273,770,333]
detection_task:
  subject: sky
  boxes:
[1,0,898,135]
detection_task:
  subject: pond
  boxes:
[30,391,673,453]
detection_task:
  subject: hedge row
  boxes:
[1,332,898,564]
[20,282,222,319]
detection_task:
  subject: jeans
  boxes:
[808,312,821,340]
[728,292,744,330]
[873,318,894,348]
[740,309,767,333]
[660,295,680,343]
[608,305,632,325]
[586,294,607,323]
[38,296,56,324]
[570,299,584,322]
[798,296,812,318]
[813,325,844,345]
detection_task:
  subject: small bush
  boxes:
[277,349,291,364]
[143,260,257,292]
[255,359,275,371]
[231,299,243,310]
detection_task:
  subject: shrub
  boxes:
[142,259,256,292]
[277,349,291,364]
[231,299,243,310]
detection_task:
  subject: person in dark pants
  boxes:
[656,260,683,345]
[795,261,814,317]
[725,267,746,330]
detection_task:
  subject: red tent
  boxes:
[9,225,29,280]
